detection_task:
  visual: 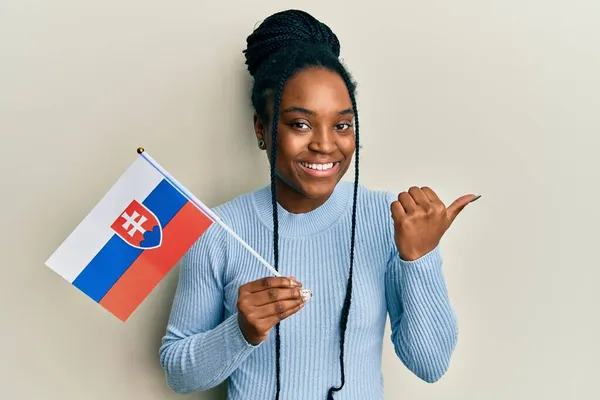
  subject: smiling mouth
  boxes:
[298,161,341,177]
[299,162,337,171]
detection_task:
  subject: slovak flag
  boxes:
[45,148,214,322]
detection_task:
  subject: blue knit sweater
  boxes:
[159,180,458,399]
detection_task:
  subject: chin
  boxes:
[300,184,336,199]
[277,164,346,200]
[293,176,342,199]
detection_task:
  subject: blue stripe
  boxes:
[73,179,188,302]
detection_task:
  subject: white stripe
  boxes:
[45,156,164,282]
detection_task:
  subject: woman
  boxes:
[159,9,479,399]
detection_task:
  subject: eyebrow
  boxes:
[283,106,354,116]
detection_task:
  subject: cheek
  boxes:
[276,132,306,162]
[339,135,357,157]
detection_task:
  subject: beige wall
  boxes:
[2,1,599,399]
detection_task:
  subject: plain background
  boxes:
[1,1,599,399]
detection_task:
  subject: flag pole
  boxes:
[136,147,281,277]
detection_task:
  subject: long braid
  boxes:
[327,70,360,400]
[270,51,298,400]
[243,9,360,399]
[269,79,281,399]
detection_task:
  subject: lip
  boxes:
[297,161,341,178]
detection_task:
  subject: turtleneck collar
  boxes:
[251,180,354,238]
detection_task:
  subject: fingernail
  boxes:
[470,195,482,203]
[289,277,300,287]
[301,289,312,301]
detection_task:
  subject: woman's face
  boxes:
[255,67,356,203]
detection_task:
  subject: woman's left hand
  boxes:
[391,186,480,261]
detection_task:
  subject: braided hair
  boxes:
[243,9,360,399]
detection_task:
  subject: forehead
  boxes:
[281,68,351,111]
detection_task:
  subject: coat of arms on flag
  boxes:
[111,199,163,249]
[45,147,280,322]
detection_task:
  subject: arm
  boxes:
[383,184,477,382]
[159,226,259,394]
[385,245,458,383]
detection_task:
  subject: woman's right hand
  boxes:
[237,276,311,345]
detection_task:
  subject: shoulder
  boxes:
[354,182,397,218]
[351,182,398,255]
[210,189,258,224]
[182,187,262,267]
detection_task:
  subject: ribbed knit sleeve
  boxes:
[385,244,459,383]
[158,225,260,394]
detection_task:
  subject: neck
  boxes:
[251,179,353,238]
[274,176,329,214]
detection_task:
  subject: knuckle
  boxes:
[237,304,244,314]
[394,215,406,226]
[236,297,244,308]
[268,288,278,300]
[275,302,286,319]
[237,299,249,312]
[262,277,272,288]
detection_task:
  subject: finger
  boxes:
[408,186,430,206]
[244,276,301,294]
[252,287,305,307]
[398,191,417,213]
[420,186,444,206]
[390,200,405,220]
[446,194,480,223]
[255,298,307,320]
[262,302,306,326]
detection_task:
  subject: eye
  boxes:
[289,121,311,131]
[335,123,353,132]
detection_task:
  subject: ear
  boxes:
[253,113,265,142]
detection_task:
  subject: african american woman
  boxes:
[159,9,479,400]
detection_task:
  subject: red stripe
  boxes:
[99,201,213,321]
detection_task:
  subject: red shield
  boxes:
[111,200,162,249]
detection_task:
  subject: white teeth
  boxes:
[301,162,335,171]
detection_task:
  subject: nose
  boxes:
[307,128,336,154]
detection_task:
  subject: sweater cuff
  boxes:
[225,312,263,350]
[398,245,442,270]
